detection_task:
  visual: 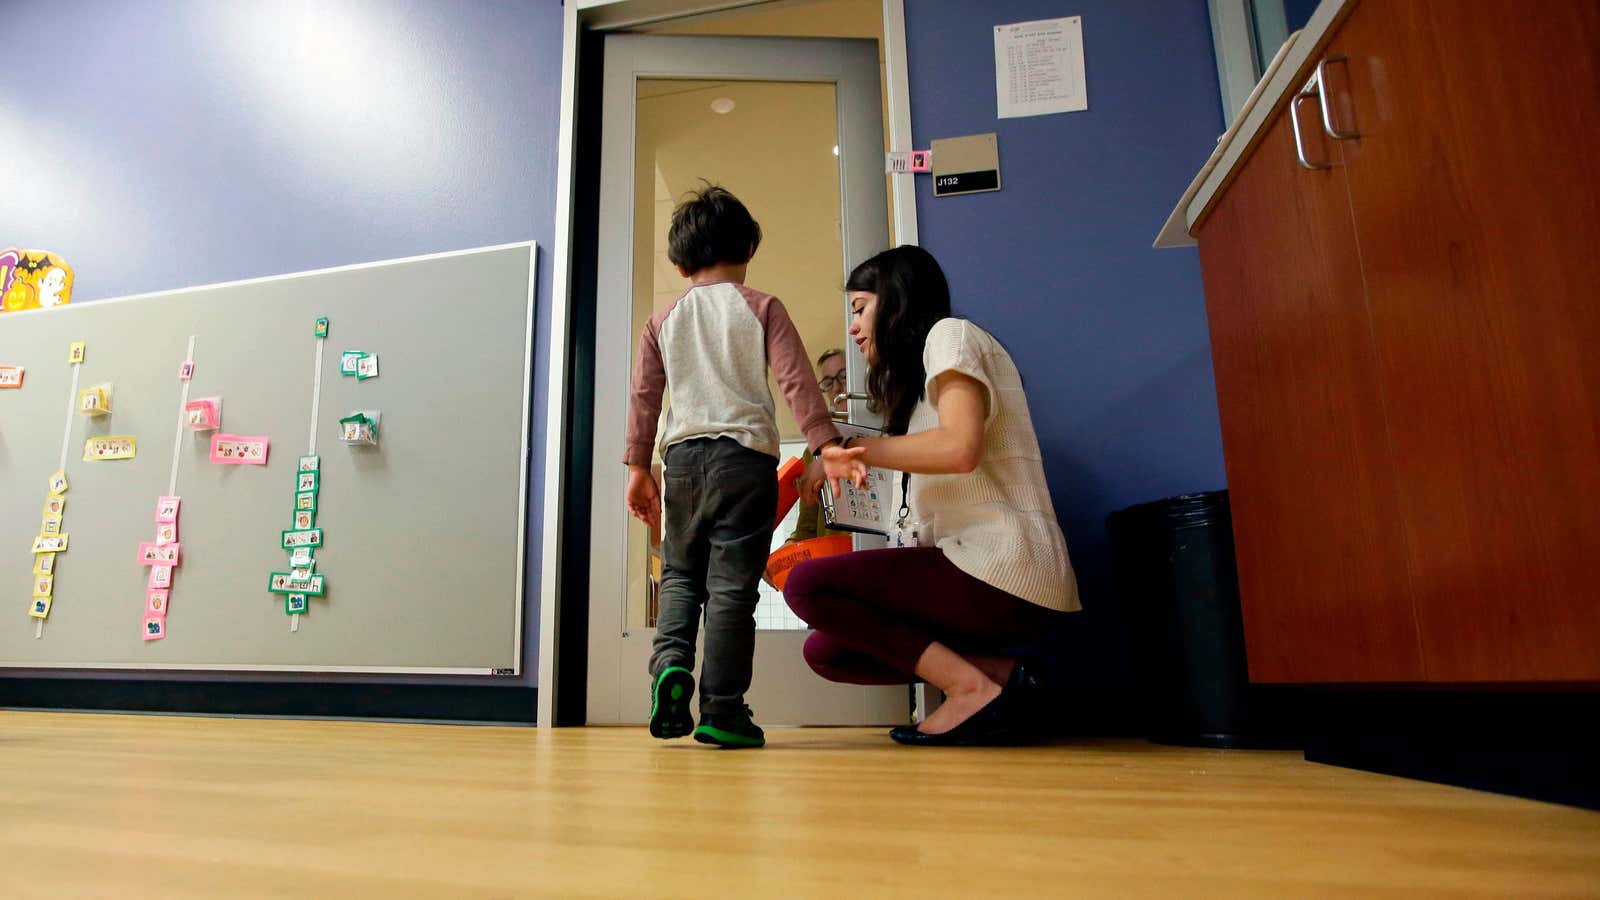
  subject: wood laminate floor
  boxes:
[2,712,1597,898]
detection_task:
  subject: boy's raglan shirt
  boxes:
[625,282,840,466]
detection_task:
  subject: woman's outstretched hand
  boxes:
[820,444,869,495]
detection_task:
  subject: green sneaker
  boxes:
[693,706,765,749]
[649,666,696,740]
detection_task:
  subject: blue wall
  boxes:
[0,0,562,688]
[1284,0,1322,31]
[904,0,1226,687]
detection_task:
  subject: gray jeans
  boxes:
[651,437,777,716]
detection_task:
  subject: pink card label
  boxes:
[147,589,170,615]
[138,542,181,566]
[149,565,173,588]
[156,496,181,523]
[209,433,269,465]
[143,616,166,641]
[185,398,221,430]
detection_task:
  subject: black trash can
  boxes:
[1106,490,1269,749]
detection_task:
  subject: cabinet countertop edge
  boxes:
[1153,0,1356,250]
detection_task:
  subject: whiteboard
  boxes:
[0,244,535,674]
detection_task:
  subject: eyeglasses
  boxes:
[817,374,848,392]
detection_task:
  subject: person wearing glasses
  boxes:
[814,348,849,416]
[782,349,851,545]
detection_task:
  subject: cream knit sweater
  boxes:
[905,319,1080,612]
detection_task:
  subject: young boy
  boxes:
[624,186,847,749]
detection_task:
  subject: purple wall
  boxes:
[0,0,562,688]
[904,0,1226,686]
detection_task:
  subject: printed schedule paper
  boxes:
[995,16,1089,119]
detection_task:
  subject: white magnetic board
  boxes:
[0,244,535,674]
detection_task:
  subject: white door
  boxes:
[586,34,905,726]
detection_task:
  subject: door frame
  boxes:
[539,0,920,728]
[587,32,899,727]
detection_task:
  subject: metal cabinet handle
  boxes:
[1315,56,1360,139]
[1290,90,1332,170]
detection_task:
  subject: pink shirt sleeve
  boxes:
[751,292,842,453]
[623,319,666,466]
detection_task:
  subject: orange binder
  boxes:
[774,455,806,529]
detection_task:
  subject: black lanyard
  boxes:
[897,472,911,529]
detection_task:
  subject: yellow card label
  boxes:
[31,534,68,554]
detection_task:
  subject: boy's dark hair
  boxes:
[667,185,762,274]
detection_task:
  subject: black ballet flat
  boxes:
[889,688,1020,747]
[1007,661,1041,693]
[1004,662,1045,732]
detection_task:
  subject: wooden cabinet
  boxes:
[1199,109,1422,684]
[1195,0,1600,685]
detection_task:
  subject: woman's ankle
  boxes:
[942,672,999,699]
[969,655,1015,686]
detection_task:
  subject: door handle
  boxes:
[831,392,872,422]
[1314,56,1360,139]
[1290,89,1333,170]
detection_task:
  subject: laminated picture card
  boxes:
[184,397,222,431]
[339,411,380,446]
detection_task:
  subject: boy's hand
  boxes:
[625,465,661,531]
[820,445,869,496]
[796,456,826,506]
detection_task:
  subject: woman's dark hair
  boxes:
[846,245,952,435]
[667,184,763,274]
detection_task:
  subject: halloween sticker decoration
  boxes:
[1,250,73,313]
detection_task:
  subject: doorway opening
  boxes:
[544,0,917,728]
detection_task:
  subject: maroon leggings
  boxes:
[782,547,1062,684]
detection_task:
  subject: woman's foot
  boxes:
[895,642,1025,745]
[889,683,1017,746]
[916,676,1001,735]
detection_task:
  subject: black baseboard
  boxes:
[1302,688,1600,811]
[1039,684,1598,809]
[1036,687,1144,737]
[1306,735,1598,810]
[1037,684,1309,745]
[0,678,537,723]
